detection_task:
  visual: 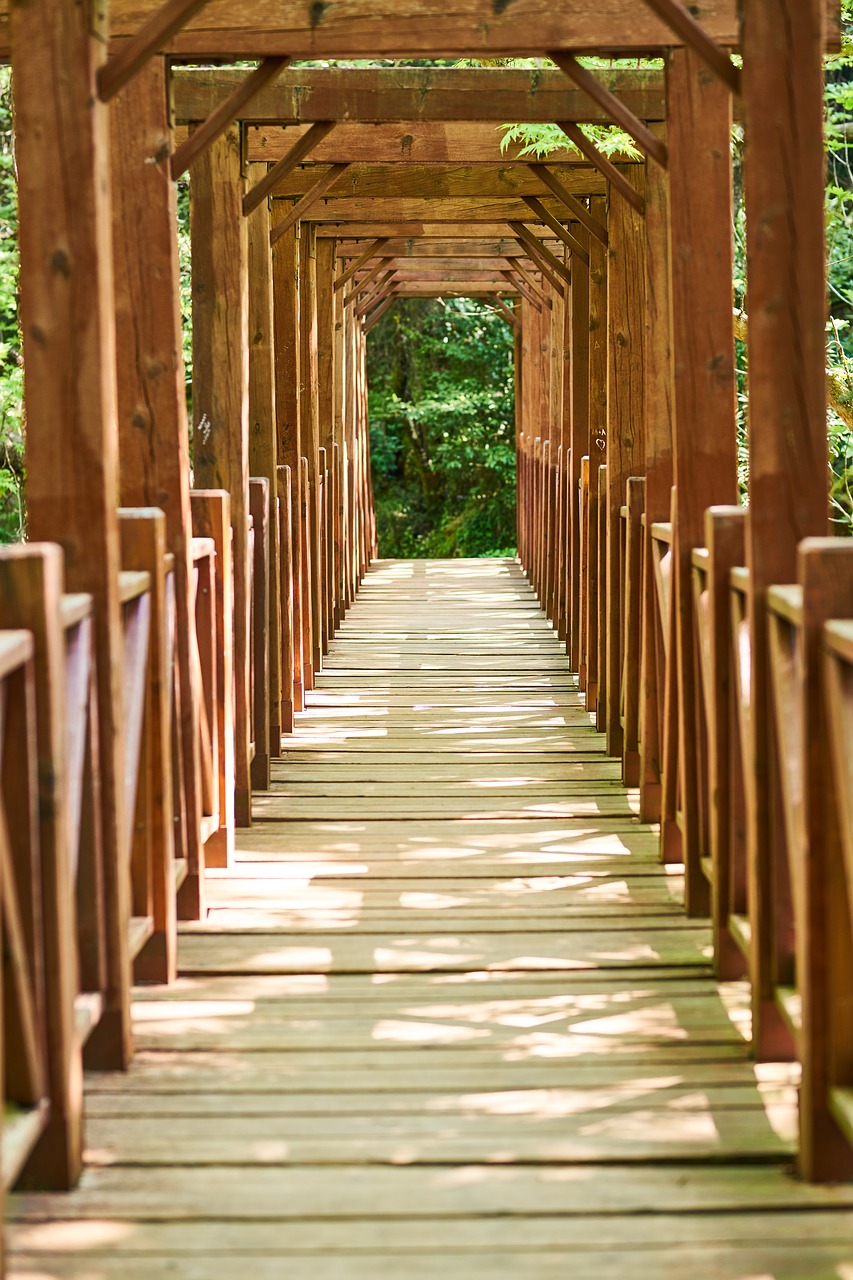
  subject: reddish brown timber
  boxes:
[641,0,741,94]
[268,164,615,200]
[528,165,609,245]
[97,0,210,101]
[335,238,391,291]
[490,296,522,332]
[269,165,350,245]
[243,121,337,216]
[172,67,667,124]
[171,57,290,180]
[511,223,571,288]
[551,53,668,168]
[523,196,590,264]
[559,124,646,215]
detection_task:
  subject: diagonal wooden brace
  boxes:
[344,257,395,306]
[527,164,608,246]
[501,269,543,312]
[363,291,398,333]
[558,123,645,215]
[523,196,590,266]
[490,297,522,332]
[510,222,572,289]
[640,0,741,95]
[269,164,350,246]
[503,260,552,310]
[335,238,392,292]
[97,0,211,102]
[550,52,668,169]
[243,121,337,216]
[171,57,290,179]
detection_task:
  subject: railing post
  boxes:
[0,546,83,1188]
[191,491,235,868]
[277,464,296,735]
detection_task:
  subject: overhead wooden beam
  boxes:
[243,122,645,168]
[551,53,668,168]
[316,222,566,239]
[170,56,290,179]
[97,0,210,101]
[334,238,391,292]
[640,0,741,95]
[271,196,603,225]
[510,237,566,299]
[243,120,336,216]
[344,257,395,306]
[490,297,522,333]
[559,123,646,215]
[511,222,572,288]
[172,67,667,125]
[269,164,350,246]
[527,164,609,246]
[522,195,590,265]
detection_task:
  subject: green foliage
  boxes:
[367,299,516,557]
[0,68,23,543]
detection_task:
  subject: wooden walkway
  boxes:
[10,559,853,1277]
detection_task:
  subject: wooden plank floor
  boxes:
[11,558,853,1277]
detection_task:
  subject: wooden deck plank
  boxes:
[10,557,847,1277]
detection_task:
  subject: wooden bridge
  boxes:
[1,1,853,1274]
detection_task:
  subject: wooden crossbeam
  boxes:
[501,269,542,312]
[171,67,667,125]
[334,238,391,292]
[489,297,521,333]
[97,0,211,102]
[527,165,608,246]
[522,196,590,266]
[558,123,646,215]
[269,164,350,246]
[171,57,290,179]
[510,222,571,289]
[344,257,395,306]
[640,0,741,95]
[551,53,668,169]
[243,121,336,216]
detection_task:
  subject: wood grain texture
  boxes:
[10,557,846,1273]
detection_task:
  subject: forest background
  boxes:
[0,33,850,553]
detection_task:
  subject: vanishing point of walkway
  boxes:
[10,560,853,1277]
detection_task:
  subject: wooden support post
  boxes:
[110,56,204,922]
[585,196,608,715]
[667,47,738,915]
[271,215,307,710]
[249,478,271,790]
[638,128,674,827]
[12,0,131,1070]
[277,464,295,734]
[317,236,337,649]
[569,226,590,670]
[605,165,646,758]
[741,0,829,1061]
[300,221,323,677]
[622,476,646,785]
[190,124,250,836]
[333,284,347,622]
[0,547,83,1187]
[246,161,282,757]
